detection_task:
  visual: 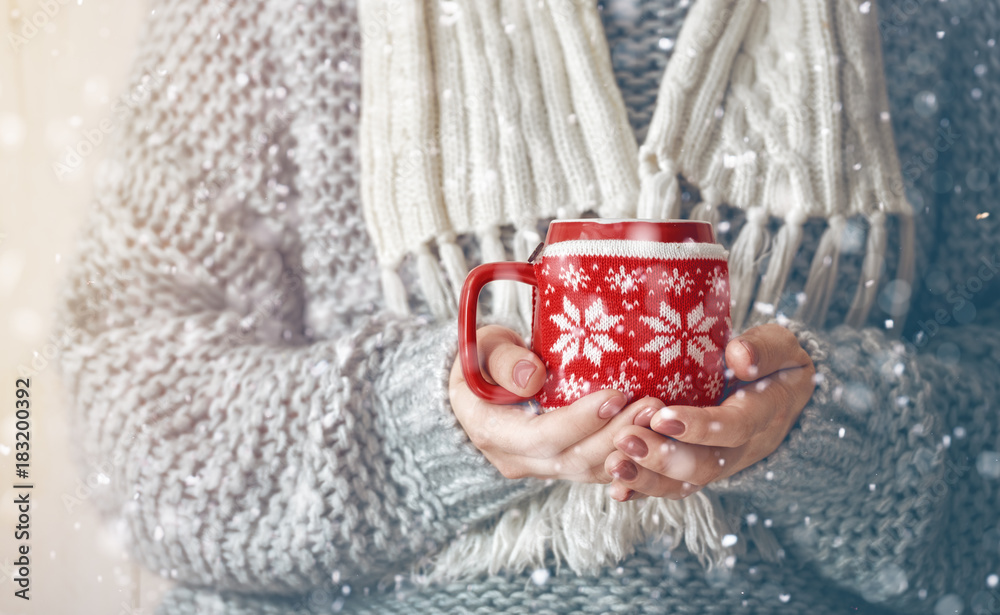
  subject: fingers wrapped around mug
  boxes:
[450,344,642,483]
[607,323,816,501]
[605,429,725,501]
[642,326,815,450]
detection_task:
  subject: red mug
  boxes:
[459,219,731,408]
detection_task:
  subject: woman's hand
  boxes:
[449,325,642,483]
[604,323,816,502]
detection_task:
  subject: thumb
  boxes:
[478,325,547,397]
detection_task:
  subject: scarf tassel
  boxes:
[844,211,887,328]
[380,265,410,315]
[690,186,723,228]
[513,225,542,332]
[417,244,456,319]
[891,212,917,336]
[751,214,805,325]
[480,226,517,319]
[796,215,847,327]
[437,232,469,305]
[637,159,682,220]
[728,207,770,332]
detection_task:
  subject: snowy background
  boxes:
[1,2,173,613]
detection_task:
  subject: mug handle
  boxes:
[458,262,538,404]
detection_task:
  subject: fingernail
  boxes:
[611,460,638,481]
[513,360,536,389]
[633,405,659,426]
[619,436,648,459]
[739,340,757,367]
[655,407,686,436]
[659,420,685,436]
[598,395,626,419]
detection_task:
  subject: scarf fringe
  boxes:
[437,233,469,304]
[750,214,805,326]
[892,212,917,335]
[690,187,723,227]
[728,207,769,332]
[417,244,456,320]
[797,215,846,326]
[480,226,518,319]
[380,266,409,315]
[844,211,887,328]
[514,226,542,329]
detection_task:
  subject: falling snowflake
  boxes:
[530,568,550,585]
[659,267,694,294]
[558,264,590,291]
[640,302,718,368]
[606,265,642,294]
[554,373,591,402]
[550,296,623,367]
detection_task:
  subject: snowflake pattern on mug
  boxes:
[534,253,730,409]
[549,296,623,367]
[606,265,643,294]
[558,264,590,291]
[658,372,694,399]
[553,372,591,403]
[640,302,718,368]
[659,267,695,294]
[608,362,642,402]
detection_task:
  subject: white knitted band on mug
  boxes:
[541,239,728,261]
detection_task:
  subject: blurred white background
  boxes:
[0,1,174,614]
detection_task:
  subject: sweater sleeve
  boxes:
[711,319,1000,612]
[56,211,543,596]
[53,0,543,595]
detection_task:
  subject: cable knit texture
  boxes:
[54,0,1000,613]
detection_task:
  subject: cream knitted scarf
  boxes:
[359,0,912,579]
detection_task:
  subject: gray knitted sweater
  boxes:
[56,0,1000,613]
